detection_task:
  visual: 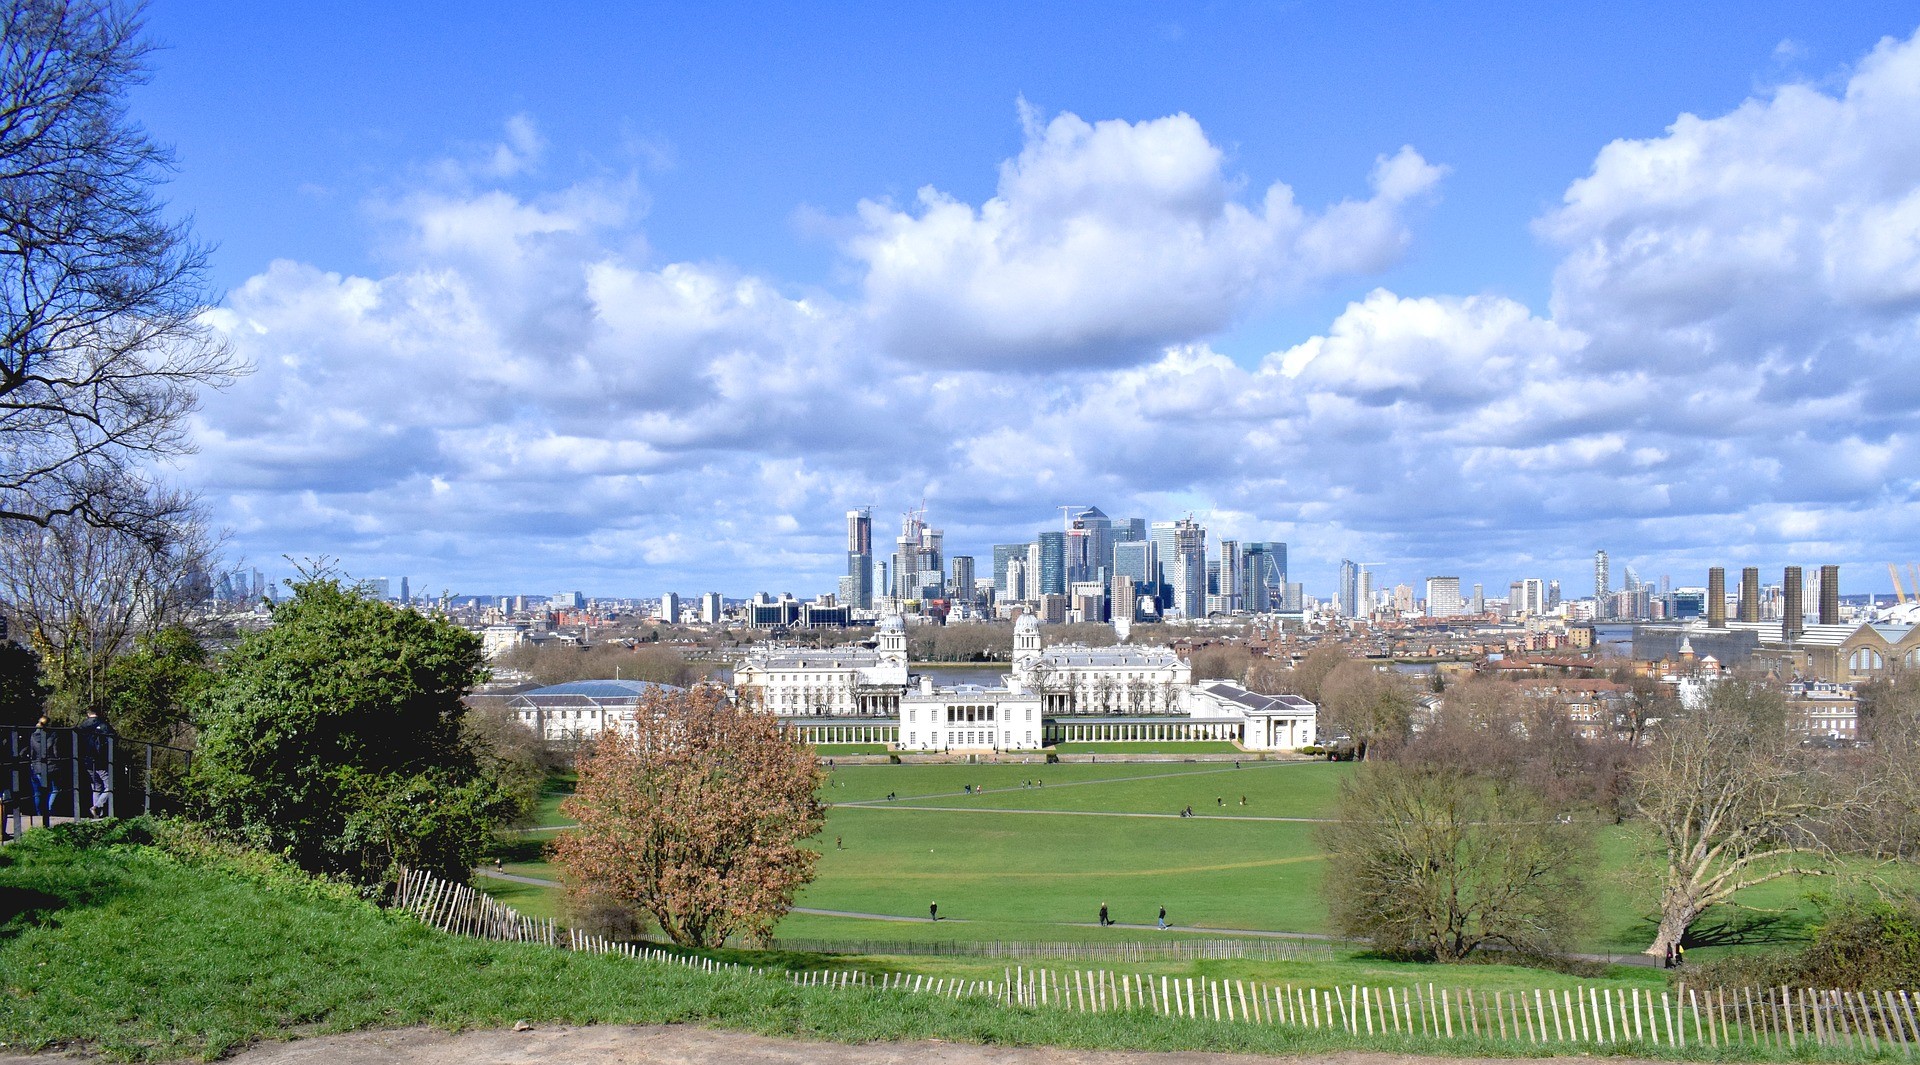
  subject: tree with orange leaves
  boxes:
[550,684,825,947]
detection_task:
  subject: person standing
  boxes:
[1157,905,1167,931]
[28,718,58,829]
[1663,943,1674,969]
[929,901,938,922]
[1675,942,1685,967]
[1098,902,1109,927]
[77,709,115,818]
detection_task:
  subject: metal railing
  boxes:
[0,724,193,835]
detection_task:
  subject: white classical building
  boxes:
[507,679,684,743]
[736,612,1317,752]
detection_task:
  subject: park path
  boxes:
[471,868,1656,967]
[0,1024,1680,1065]
[850,805,1335,822]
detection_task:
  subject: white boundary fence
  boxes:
[396,868,1920,1054]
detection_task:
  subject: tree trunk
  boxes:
[1647,893,1697,956]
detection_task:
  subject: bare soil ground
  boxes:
[0,1024,1661,1065]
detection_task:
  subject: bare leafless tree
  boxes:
[1,0,241,536]
[1632,677,1860,956]
[0,486,217,714]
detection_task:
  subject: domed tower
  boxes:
[877,613,908,665]
[1013,612,1043,672]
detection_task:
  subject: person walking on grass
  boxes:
[929,901,938,922]
[1157,905,1167,931]
[1098,902,1109,927]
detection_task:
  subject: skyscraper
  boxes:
[1170,517,1206,617]
[399,576,409,604]
[1037,531,1067,597]
[992,543,1026,596]
[1425,576,1464,618]
[1239,542,1286,612]
[1338,559,1359,618]
[1217,539,1241,613]
[950,556,975,603]
[1069,506,1112,584]
[699,592,724,624]
[1112,540,1157,588]
[846,507,874,609]
[1594,551,1612,620]
[1547,579,1561,609]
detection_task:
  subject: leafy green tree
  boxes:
[0,638,49,726]
[98,624,211,743]
[191,579,521,886]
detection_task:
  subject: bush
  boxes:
[1696,892,1920,991]
[887,753,901,764]
[1044,751,1060,763]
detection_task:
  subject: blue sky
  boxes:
[134,2,1920,599]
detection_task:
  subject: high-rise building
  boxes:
[1240,542,1285,612]
[1109,574,1137,622]
[1819,564,1841,625]
[1069,506,1112,584]
[398,576,410,604]
[1470,583,1485,614]
[1739,567,1761,623]
[992,543,1026,597]
[1169,518,1206,617]
[1784,565,1805,642]
[1547,579,1561,609]
[1707,568,1727,628]
[1037,531,1067,597]
[1594,551,1611,617]
[1337,559,1360,618]
[1357,567,1374,617]
[552,590,584,611]
[845,508,874,609]
[659,592,680,624]
[892,508,943,601]
[1218,539,1242,613]
[1112,517,1147,547]
[1425,577,1464,618]
[699,592,724,624]
[1005,558,1029,602]
[1112,539,1157,588]
[950,556,975,603]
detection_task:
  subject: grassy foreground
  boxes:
[2,824,1876,1064]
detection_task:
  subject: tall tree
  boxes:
[1632,677,1849,956]
[1,0,240,535]
[551,685,825,948]
[191,579,521,886]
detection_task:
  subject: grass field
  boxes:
[484,759,1848,970]
[1050,741,1245,754]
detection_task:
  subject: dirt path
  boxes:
[0,1025,1666,1065]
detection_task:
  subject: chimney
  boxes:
[1707,567,1726,628]
[1783,566,1804,643]
[1739,567,1761,623]
[1819,564,1841,626]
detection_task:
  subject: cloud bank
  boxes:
[182,38,1920,594]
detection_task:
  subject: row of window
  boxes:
[905,730,1037,746]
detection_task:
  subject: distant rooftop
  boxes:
[518,679,682,699]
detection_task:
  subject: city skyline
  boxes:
[122,4,1920,596]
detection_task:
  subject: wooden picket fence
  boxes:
[396,868,1919,1055]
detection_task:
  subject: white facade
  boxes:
[509,679,683,743]
[733,614,909,715]
[733,611,1316,752]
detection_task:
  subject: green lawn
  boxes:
[487,762,1851,964]
[812,743,890,755]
